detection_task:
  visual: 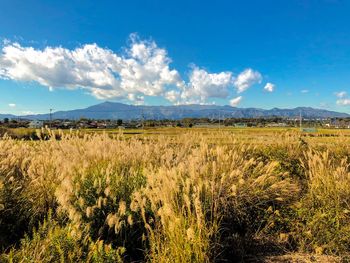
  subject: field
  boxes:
[1,127,350,262]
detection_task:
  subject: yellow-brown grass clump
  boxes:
[0,129,350,262]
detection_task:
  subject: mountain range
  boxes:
[1,102,349,120]
[0,114,17,120]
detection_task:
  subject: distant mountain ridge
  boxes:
[0,114,17,120]
[1,102,349,120]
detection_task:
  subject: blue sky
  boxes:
[1,0,350,114]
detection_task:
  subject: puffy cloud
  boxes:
[234,68,262,93]
[337,99,350,106]
[179,67,233,103]
[165,90,181,103]
[22,110,35,115]
[301,89,309,93]
[121,36,184,97]
[127,93,145,105]
[0,35,267,105]
[8,103,16,107]
[0,36,182,101]
[335,91,347,98]
[335,91,350,106]
[229,96,242,107]
[263,82,275,92]
[0,43,122,95]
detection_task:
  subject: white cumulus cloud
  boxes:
[335,91,347,98]
[165,90,181,103]
[234,68,262,93]
[22,110,35,115]
[337,99,350,106]
[0,35,182,101]
[229,96,242,107]
[8,103,16,107]
[335,91,350,106]
[127,93,145,105]
[179,67,233,104]
[263,82,275,92]
[0,35,268,105]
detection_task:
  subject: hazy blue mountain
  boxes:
[7,102,350,120]
[0,114,17,120]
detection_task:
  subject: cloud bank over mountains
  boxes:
[0,34,272,106]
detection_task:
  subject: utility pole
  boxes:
[299,110,302,130]
[49,108,53,129]
[222,113,226,127]
[218,111,220,129]
[141,108,144,130]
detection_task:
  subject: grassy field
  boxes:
[1,127,350,262]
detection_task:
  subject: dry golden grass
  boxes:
[0,128,350,262]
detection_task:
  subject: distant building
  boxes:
[28,120,44,128]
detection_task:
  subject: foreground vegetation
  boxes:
[1,128,350,262]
